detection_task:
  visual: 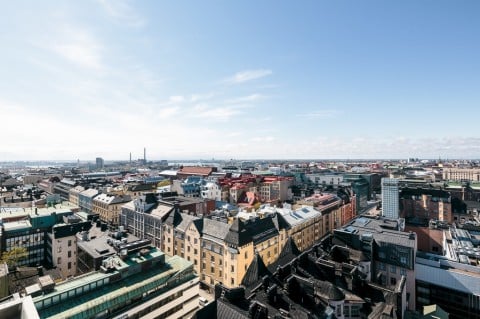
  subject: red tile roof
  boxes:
[178,166,215,176]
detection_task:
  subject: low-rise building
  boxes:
[22,246,199,319]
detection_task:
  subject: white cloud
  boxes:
[190,93,215,102]
[251,136,275,142]
[169,95,185,103]
[96,0,146,27]
[45,26,104,71]
[158,106,180,119]
[226,94,266,104]
[191,103,245,121]
[297,109,342,119]
[225,69,272,84]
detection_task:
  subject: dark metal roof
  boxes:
[241,253,271,288]
[225,216,279,247]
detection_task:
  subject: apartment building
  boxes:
[334,216,417,311]
[46,215,92,279]
[400,187,452,223]
[92,193,131,225]
[68,186,85,206]
[78,188,99,213]
[123,192,356,289]
[443,168,480,182]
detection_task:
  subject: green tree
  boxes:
[0,247,27,269]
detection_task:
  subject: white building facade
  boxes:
[381,178,399,219]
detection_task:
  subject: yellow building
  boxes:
[93,193,131,225]
[68,186,85,206]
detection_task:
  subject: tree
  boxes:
[0,247,28,269]
[157,180,171,188]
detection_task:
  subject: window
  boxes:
[400,268,406,276]
[231,278,234,285]
[68,240,72,247]
[68,262,72,269]
[400,256,407,264]
[390,277,397,285]
[210,266,214,273]
[57,257,61,264]
[194,249,198,255]
[68,251,71,258]
[390,265,396,273]
[231,265,234,273]
[245,251,248,259]
[211,255,215,262]
[194,238,198,244]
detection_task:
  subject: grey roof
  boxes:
[241,253,271,288]
[224,216,279,247]
[313,278,345,301]
[216,299,249,319]
[175,213,200,232]
[339,216,416,248]
[202,218,230,241]
[110,195,132,205]
[268,237,301,272]
[416,261,480,295]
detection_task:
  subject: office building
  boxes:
[382,178,400,219]
[95,157,104,170]
[14,245,199,319]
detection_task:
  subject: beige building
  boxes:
[68,186,85,206]
[92,193,131,225]
[49,232,77,279]
[443,168,480,182]
[156,194,355,290]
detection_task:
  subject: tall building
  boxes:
[382,178,400,219]
[95,157,104,170]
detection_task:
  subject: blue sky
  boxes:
[1,1,479,161]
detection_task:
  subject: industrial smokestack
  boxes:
[129,152,132,164]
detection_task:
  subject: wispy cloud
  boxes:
[44,26,104,70]
[191,103,247,121]
[297,109,342,119]
[226,93,266,104]
[225,69,272,84]
[96,0,146,27]
[190,93,215,102]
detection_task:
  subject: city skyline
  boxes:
[1,1,480,161]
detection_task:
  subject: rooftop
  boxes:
[34,253,194,319]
